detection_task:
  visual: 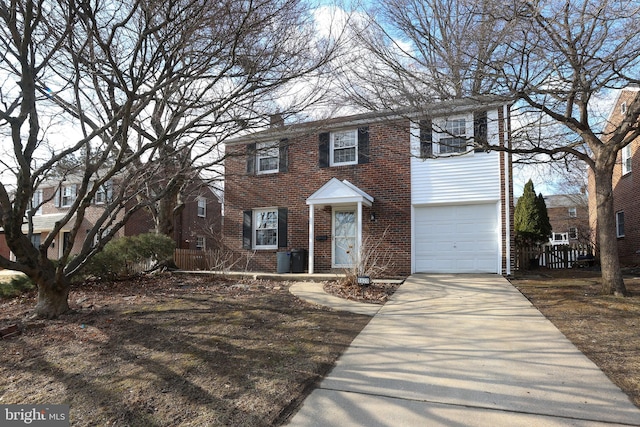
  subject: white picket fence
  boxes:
[517,244,595,270]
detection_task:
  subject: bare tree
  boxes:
[0,0,338,317]
[346,0,640,295]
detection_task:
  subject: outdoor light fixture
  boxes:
[370,212,376,221]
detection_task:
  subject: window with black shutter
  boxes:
[357,127,369,164]
[419,119,433,158]
[319,132,330,168]
[473,111,488,152]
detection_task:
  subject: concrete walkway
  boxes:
[287,274,640,426]
[289,282,382,316]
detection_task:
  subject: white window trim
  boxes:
[256,141,279,174]
[94,180,112,205]
[31,189,43,215]
[622,145,632,175]
[330,129,358,166]
[197,197,207,218]
[196,236,206,250]
[433,115,471,156]
[60,184,77,207]
[253,208,278,250]
[569,227,578,239]
[616,211,625,237]
[568,207,577,218]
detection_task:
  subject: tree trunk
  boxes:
[33,275,71,319]
[593,162,627,296]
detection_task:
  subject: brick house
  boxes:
[589,86,640,265]
[223,98,513,276]
[544,194,590,246]
[0,175,221,260]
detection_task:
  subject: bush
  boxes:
[81,233,175,280]
[0,274,35,298]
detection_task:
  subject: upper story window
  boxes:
[568,207,577,218]
[419,112,486,158]
[319,127,369,168]
[55,184,77,208]
[94,180,112,204]
[256,141,279,174]
[247,139,288,175]
[331,130,358,166]
[621,102,627,114]
[622,144,632,175]
[438,118,467,154]
[197,197,206,217]
[30,189,43,215]
[616,211,625,237]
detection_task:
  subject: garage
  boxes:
[414,203,500,273]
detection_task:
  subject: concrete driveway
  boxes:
[286,274,640,426]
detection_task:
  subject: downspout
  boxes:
[504,104,512,275]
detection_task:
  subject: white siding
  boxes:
[410,110,502,205]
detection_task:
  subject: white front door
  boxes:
[332,208,357,268]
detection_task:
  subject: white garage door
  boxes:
[414,203,499,273]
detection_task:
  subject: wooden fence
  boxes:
[516,244,595,270]
[173,248,236,271]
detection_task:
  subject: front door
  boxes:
[332,208,357,268]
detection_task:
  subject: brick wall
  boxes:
[590,89,640,265]
[224,119,412,276]
[545,194,590,246]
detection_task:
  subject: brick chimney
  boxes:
[270,113,284,128]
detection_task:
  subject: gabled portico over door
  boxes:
[306,178,373,274]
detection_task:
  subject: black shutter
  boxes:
[242,210,252,249]
[277,207,288,248]
[279,139,289,173]
[357,127,370,164]
[419,119,433,158]
[318,132,330,168]
[246,143,256,174]
[473,111,488,152]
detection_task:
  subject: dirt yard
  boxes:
[0,274,373,426]
[510,269,640,408]
[1,270,639,425]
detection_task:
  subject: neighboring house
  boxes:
[589,86,640,265]
[544,194,590,246]
[0,176,222,260]
[223,99,513,276]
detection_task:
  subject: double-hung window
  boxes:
[622,145,632,175]
[94,180,112,204]
[256,141,279,174]
[616,211,625,237]
[568,207,577,218]
[331,130,357,166]
[30,189,43,215]
[56,184,77,207]
[197,197,206,217]
[243,208,287,250]
[569,227,578,239]
[438,118,467,154]
[254,208,278,249]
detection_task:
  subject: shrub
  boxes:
[340,227,397,287]
[81,233,175,280]
[0,274,35,298]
